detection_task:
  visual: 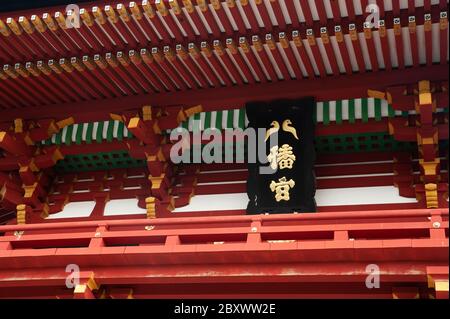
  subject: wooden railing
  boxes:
[0,209,447,269]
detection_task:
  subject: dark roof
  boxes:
[0,0,93,13]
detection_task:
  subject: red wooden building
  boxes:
[0,0,448,299]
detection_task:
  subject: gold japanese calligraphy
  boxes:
[266,118,300,202]
[270,177,295,202]
[267,144,296,170]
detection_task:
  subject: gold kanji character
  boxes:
[270,177,295,202]
[267,144,296,170]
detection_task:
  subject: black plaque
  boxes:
[246,98,316,214]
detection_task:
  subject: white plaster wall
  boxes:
[173,186,418,213]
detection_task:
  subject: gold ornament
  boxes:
[282,119,299,140]
[265,120,280,142]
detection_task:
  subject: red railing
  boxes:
[0,209,447,269]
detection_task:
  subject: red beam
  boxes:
[0,64,445,123]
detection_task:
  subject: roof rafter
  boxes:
[0,64,446,123]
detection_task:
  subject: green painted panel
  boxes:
[96,121,104,144]
[86,123,93,144]
[106,120,114,142]
[238,109,246,129]
[361,98,369,123]
[322,101,330,126]
[75,124,83,145]
[348,99,355,123]
[55,150,146,173]
[335,100,342,124]
[315,132,416,154]
[204,111,211,130]
[227,109,234,128]
[215,111,223,130]
[375,98,382,121]
[65,125,73,146]
[117,121,124,141]
[55,130,62,145]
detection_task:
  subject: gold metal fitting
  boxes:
[36,60,53,75]
[197,0,208,12]
[265,34,276,50]
[176,44,188,59]
[117,51,131,66]
[0,70,8,80]
[117,4,131,21]
[129,2,143,19]
[142,105,152,121]
[252,35,263,51]
[424,13,432,32]
[6,18,22,36]
[163,46,176,60]
[104,5,119,23]
[376,20,386,38]
[188,43,200,57]
[169,0,182,15]
[440,11,448,30]
[18,16,34,34]
[239,37,250,53]
[30,15,47,32]
[14,118,24,133]
[210,0,221,10]
[292,30,302,47]
[25,62,41,77]
[129,49,142,65]
[334,25,344,42]
[3,64,18,78]
[71,57,86,72]
[226,0,236,8]
[155,0,168,16]
[141,48,154,64]
[151,47,164,62]
[54,12,68,29]
[320,26,330,43]
[42,13,59,31]
[419,80,431,94]
[82,55,97,70]
[200,41,212,57]
[142,0,156,18]
[213,40,225,55]
[278,32,289,48]
[80,8,94,26]
[92,6,107,24]
[393,17,404,35]
[0,20,12,36]
[105,52,120,67]
[59,58,74,73]
[306,29,316,46]
[48,58,73,73]
[14,63,29,78]
[408,16,416,34]
[94,54,109,69]
[225,38,238,54]
[182,0,194,14]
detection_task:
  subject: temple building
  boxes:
[0,0,448,299]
